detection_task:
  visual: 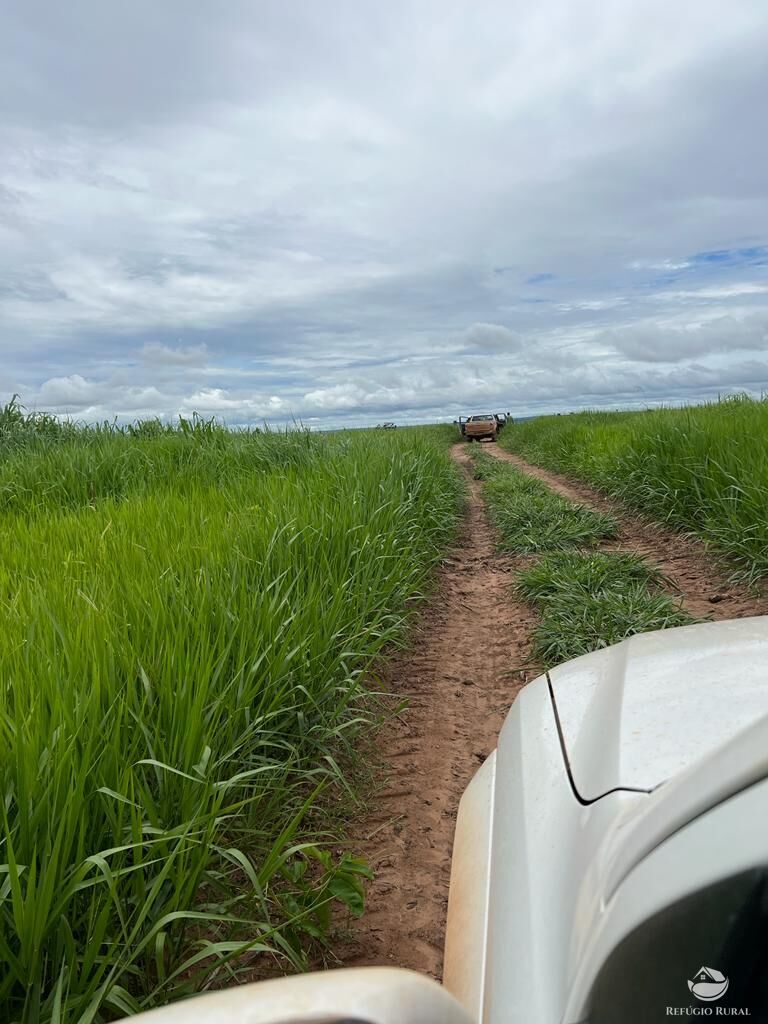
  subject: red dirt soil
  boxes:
[331,446,537,978]
[334,441,767,979]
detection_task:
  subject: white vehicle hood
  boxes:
[548,616,768,801]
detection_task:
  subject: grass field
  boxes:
[0,404,461,1023]
[499,396,768,583]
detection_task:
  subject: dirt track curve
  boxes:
[335,441,767,979]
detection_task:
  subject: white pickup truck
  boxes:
[132,617,768,1023]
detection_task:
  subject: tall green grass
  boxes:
[500,396,768,583]
[471,450,618,551]
[0,407,461,1023]
[516,552,693,664]
[471,452,693,666]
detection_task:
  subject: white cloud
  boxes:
[459,323,523,351]
[2,0,768,422]
[555,298,627,312]
[600,313,768,363]
[37,374,168,413]
[37,374,96,406]
[302,384,369,411]
[140,342,209,366]
[630,258,691,271]
[656,283,768,301]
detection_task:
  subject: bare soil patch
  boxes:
[489,446,768,622]
[333,444,537,979]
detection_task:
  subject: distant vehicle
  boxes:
[375,422,397,429]
[456,411,511,442]
[129,616,768,1023]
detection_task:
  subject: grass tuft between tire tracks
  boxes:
[471,450,618,552]
[470,450,696,666]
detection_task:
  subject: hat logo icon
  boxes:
[688,967,729,1002]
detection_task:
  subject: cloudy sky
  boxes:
[2,0,768,427]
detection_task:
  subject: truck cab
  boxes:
[463,414,498,442]
[457,413,512,441]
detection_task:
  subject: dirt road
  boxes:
[337,442,767,978]
[334,445,537,978]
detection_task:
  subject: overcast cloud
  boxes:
[2,0,768,427]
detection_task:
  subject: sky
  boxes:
[2,0,768,428]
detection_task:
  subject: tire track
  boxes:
[487,444,768,622]
[334,444,537,978]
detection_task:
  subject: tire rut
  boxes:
[333,444,537,979]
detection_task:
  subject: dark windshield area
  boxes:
[586,868,768,1022]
